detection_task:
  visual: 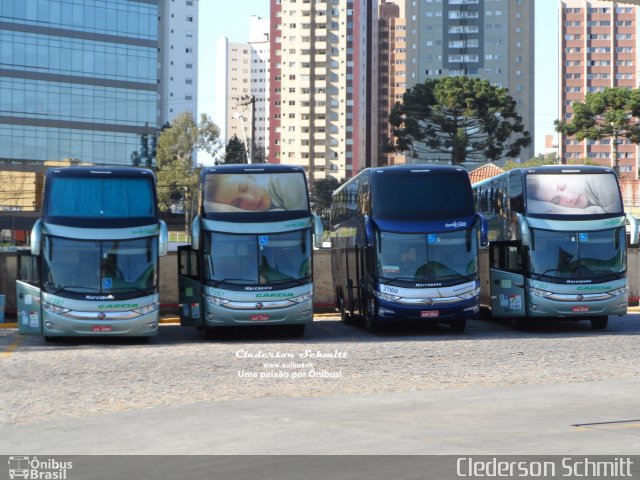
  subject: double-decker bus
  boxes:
[178,164,323,337]
[16,167,168,340]
[330,165,487,333]
[473,165,638,329]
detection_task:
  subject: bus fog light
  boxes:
[464,305,480,314]
[144,321,157,329]
[45,321,54,329]
[378,307,394,316]
[297,309,312,318]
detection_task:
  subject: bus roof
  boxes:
[201,164,306,177]
[471,164,616,188]
[333,164,469,196]
[45,166,155,179]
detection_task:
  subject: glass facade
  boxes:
[0,0,159,166]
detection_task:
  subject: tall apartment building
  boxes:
[159,0,198,124]
[218,16,270,161]
[269,0,374,182]
[378,1,407,166]
[0,0,160,169]
[559,0,638,178]
[379,0,535,165]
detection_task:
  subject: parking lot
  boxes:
[2,313,640,431]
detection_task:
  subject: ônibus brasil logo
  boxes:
[8,456,73,479]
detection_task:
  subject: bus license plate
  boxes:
[571,306,590,313]
[92,325,112,332]
[250,314,269,321]
[421,311,439,318]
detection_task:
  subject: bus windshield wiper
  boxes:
[51,285,100,294]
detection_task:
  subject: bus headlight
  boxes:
[132,302,159,315]
[458,287,480,300]
[374,290,399,302]
[526,286,551,298]
[204,294,229,306]
[42,302,70,315]
[608,286,627,297]
[289,292,313,303]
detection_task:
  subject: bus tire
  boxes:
[338,290,351,324]
[511,317,528,330]
[590,316,608,330]
[289,324,306,337]
[449,319,466,332]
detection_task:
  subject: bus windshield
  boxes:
[204,230,311,286]
[530,228,626,282]
[371,171,473,221]
[43,236,158,295]
[525,173,622,215]
[375,230,478,285]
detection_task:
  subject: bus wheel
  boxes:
[289,324,306,337]
[338,291,350,324]
[511,317,528,330]
[590,316,608,330]
[449,319,466,332]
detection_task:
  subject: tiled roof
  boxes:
[468,163,504,184]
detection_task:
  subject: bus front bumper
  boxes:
[203,299,313,327]
[525,293,628,318]
[41,309,160,337]
[374,296,480,322]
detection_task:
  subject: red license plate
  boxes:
[250,314,269,321]
[92,325,112,332]
[421,310,439,318]
[571,306,590,313]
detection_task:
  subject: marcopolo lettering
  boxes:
[98,304,139,309]
[255,292,294,298]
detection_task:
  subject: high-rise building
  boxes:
[218,16,270,162]
[269,0,374,181]
[559,0,637,178]
[159,0,199,124]
[0,0,161,168]
[378,1,407,167]
[379,0,535,165]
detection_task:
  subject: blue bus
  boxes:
[178,164,323,337]
[473,165,638,329]
[16,167,168,340]
[330,165,487,332]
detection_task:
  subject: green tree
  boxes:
[223,135,248,164]
[503,152,559,170]
[388,76,531,164]
[310,176,343,225]
[156,112,221,213]
[555,87,640,175]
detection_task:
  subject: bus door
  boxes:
[177,245,203,327]
[489,241,526,318]
[16,251,42,335]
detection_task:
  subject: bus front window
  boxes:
[530,228,625,281]
[376,230,477,285]
[204,230,311,286]
[43,237,158,295]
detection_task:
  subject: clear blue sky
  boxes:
[198,1,558,156]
